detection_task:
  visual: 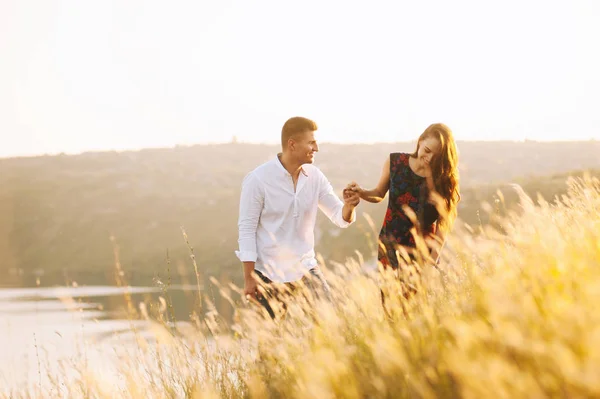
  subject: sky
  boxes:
[1,0,599,158]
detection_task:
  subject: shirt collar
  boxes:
[275,153,308,177]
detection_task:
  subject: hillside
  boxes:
[0,140,599,287]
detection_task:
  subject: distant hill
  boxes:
[458,168,600,228]
[1,140,599,287]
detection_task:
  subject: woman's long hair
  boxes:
[411,123,460,233]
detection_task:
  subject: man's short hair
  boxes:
[281,117,318,148]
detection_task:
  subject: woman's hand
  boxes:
[344,181,363,197]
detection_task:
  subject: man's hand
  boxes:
[244,275,258,300]
[242,261,258,301]
[343,188,360,207]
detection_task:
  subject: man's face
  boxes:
[290,130,319,164]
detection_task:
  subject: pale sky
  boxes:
[1,0,599,158]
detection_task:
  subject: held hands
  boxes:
[345,181,363,194]
[343,181,361,207]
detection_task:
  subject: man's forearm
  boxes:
[342,204,356,223]
[243,261,256,280]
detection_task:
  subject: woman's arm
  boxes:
[427,226,446,265]
[348,156,390,203]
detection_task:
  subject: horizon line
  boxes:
[1,138,598,161]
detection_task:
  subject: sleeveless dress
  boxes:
[378,153,439,268]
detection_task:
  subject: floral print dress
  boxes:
[378,153,439,268]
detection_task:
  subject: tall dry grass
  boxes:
[4,175,600,398]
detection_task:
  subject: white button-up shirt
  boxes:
[236,155,355,283]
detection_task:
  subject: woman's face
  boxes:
[417,136,442,166]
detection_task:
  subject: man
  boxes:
[235,116,360,317]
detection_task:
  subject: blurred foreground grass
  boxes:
[4,175,600,398]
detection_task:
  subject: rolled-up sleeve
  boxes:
[235,172,264,262]
[317,170,355,228]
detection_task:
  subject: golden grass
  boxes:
[4,175,600,398]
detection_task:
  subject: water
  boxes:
[0,284,205,393]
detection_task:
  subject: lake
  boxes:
[0,284,215,394]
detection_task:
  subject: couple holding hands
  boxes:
[236,116,459,318]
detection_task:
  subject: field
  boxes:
[2,173,599,398]
[1,141,600,397]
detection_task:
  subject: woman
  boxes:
[347,123,460,269]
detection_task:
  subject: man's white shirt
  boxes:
[236,155,355,283]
